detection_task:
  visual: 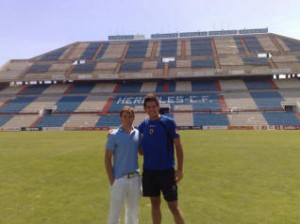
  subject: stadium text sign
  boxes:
[116,95,214,105]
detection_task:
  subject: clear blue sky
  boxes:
[1,0,300,66]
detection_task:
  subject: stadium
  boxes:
[1,28,300,223]
[1,27,300,131]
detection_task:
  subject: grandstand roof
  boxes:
[1,33,300,83]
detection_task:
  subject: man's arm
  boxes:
[104,150,114,186]
[173,137,184,182]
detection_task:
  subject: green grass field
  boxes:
[1,130,300,224]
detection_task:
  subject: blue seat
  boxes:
[250,91,283,110]
[263,112,300,126]
[72,63,97,73]
[35,114,70,127]
[120,62,143,72]
[193,113,229,126]
[160,39,177,57]
[96,43,109,59]
[233,36,245,53]
[96,114,121,127]
[191,38,212,56]
[118,82,142,93]
[244,79,273,90]
[55,96,86,112]
[27,64,51,73]
[0,97,36,113]
[192,59,215,69]
[0,115,13,126]
[281,38,300,51]
[21,85,48,95]
[39,47,68,61]
[80,42,102,59]
[192,80,216,91]
[125,41,148,58]
[68,82,96,94]
[243,36,264,52]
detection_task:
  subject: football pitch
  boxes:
[1,130,300,224]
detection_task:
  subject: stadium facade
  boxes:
[1,28,300,131]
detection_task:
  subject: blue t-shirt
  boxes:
[106,127,141,179]
[138,115,179,170]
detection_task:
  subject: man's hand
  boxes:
[175,170,183,183]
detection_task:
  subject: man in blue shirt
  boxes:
[105,106,142,224]
[138,93,185,224]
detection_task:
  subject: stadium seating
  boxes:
[250,91,283,110]
[118,82,142,93]
[72,63,97,73]
[119,62,143,72]
[75,95,109,112]
[233,36,245,53]
[80,42,102,59]
[0,97,36,113]
[160,39,178,57]
[27,64,52,74]
[243,36,264,52]
[244,79,274,90]
[214,36,239,54]
[20,85,48,95]
[55,96,87,112]
[2,115,38,128]
[223,92,258,110]
[39,46,68,61]
[191,59,215,69]
[22,96,62,113]
[125,41,149,58]
[96,114,120,127]
[191,38,212,55]
[68,82,96,94]
[1,32,300,129]
[42,84,70,94]
[227,112,267,126]
[35,114,70,127]
[0,115,13,126]
[174,112,194,126]
[191,80,217,91]
[243,57,269,66]
[64,114,99,127]
[281,38,300,51]
[193,113,229,126]
[96,43,109,59]
[263,112,300,126]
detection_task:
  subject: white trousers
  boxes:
[107,176,141,224]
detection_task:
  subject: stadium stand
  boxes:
[191,38,212,55]
[64,114,99,128]
[35,114,70,127]
[227,112,267,126]
[193,113,229,126]
[0,115,13,126]
[1,30,300,130]
[2,115,38,129]
[55,96,87,113]
[125,41,149,58]
[0,97,36,113]
[80,42,102,60]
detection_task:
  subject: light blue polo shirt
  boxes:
[106,127,141,179]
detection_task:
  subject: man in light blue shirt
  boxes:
[105,106,142,224]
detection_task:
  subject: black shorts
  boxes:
[142,168,178,202]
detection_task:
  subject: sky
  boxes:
[1,0,300,67]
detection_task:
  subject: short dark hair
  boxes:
[143,93,160,108]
